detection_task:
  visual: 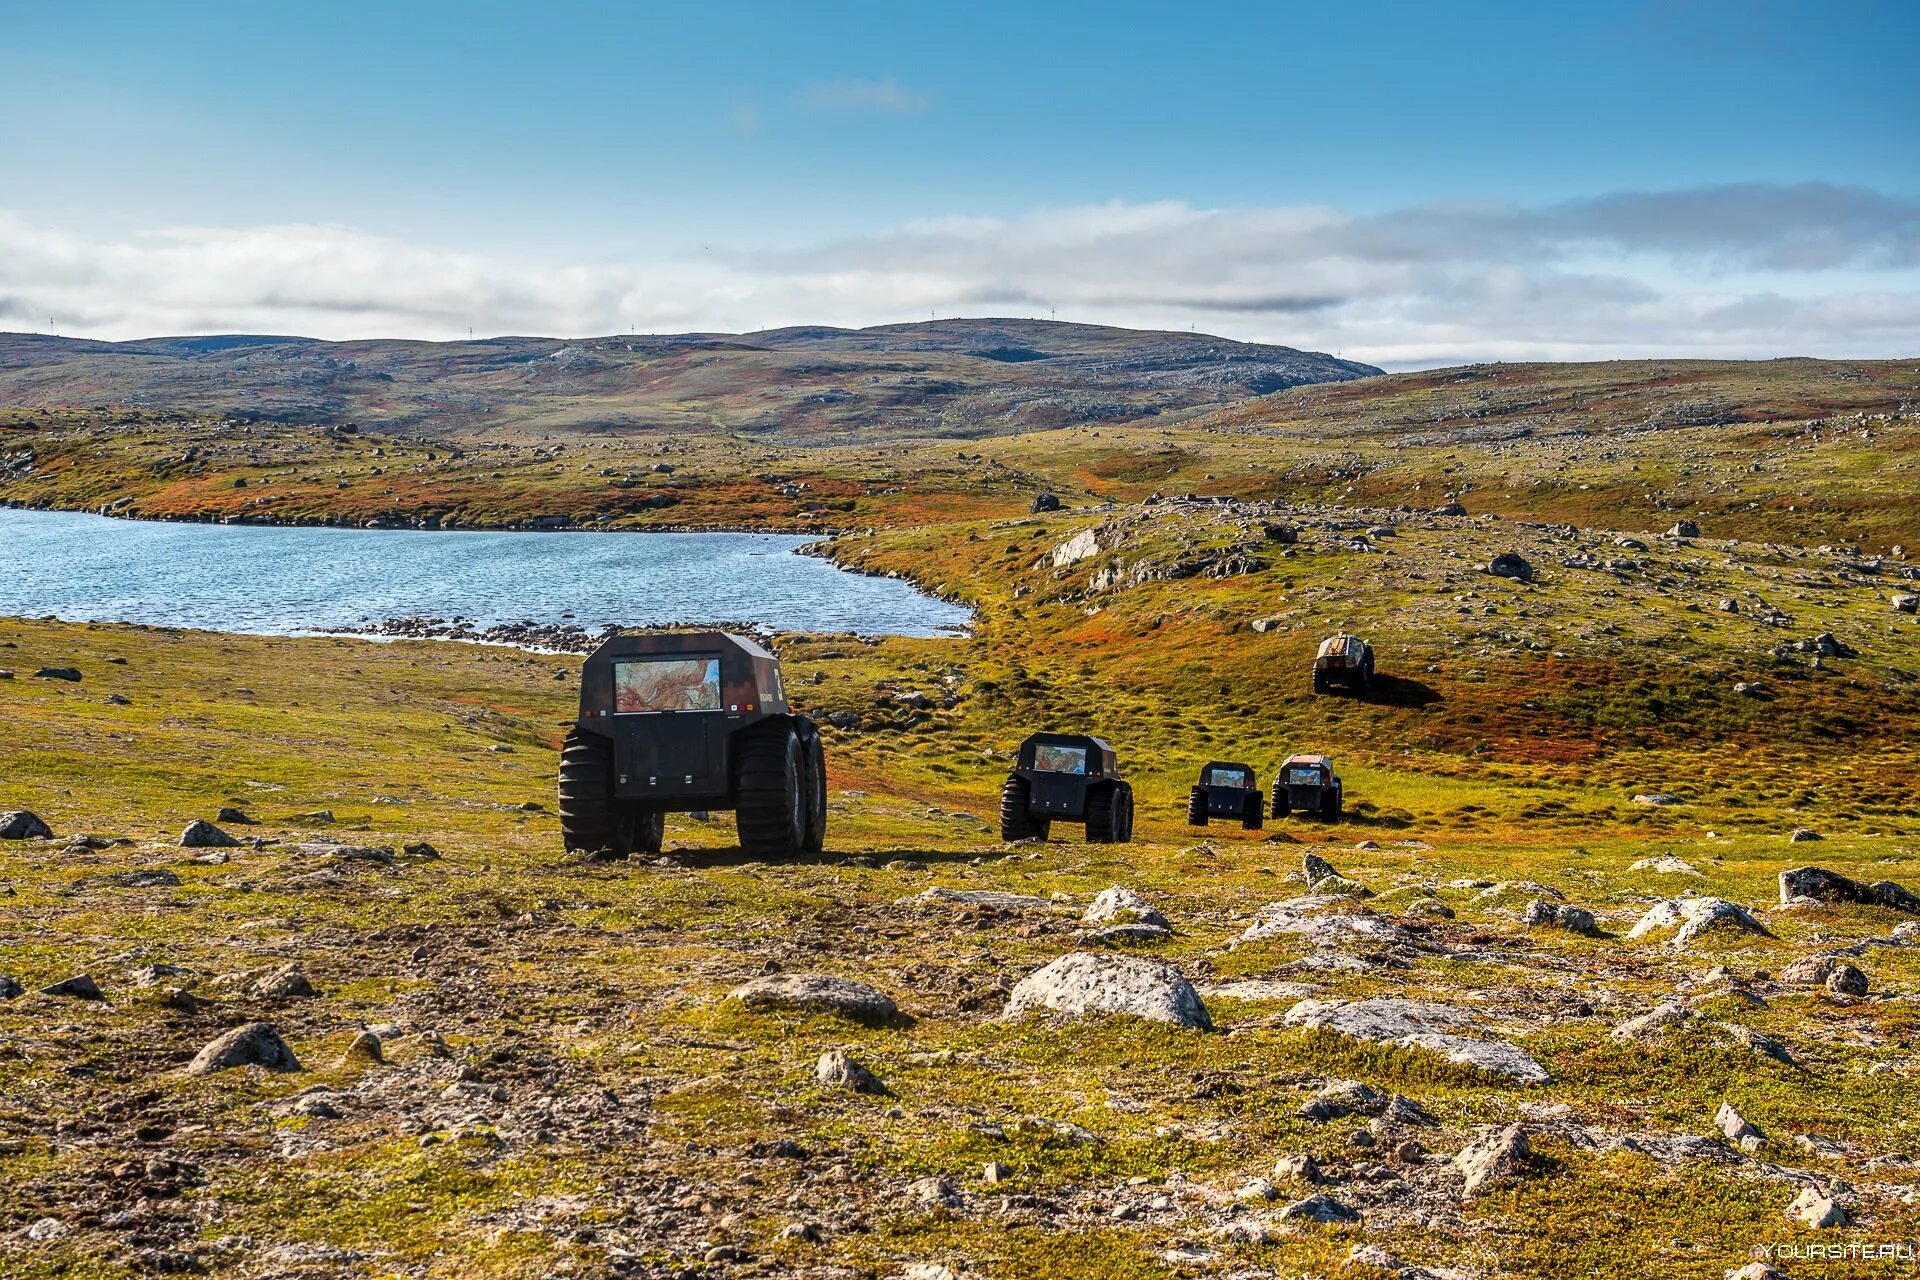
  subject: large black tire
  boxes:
[1187,786,1209,826]
[1000,775,1039,841]
[559,729,619,854]
[735,721,806,855]
[799,721,827,854]
[1271,781,1291,820]
[1242,790,1264,831]
[1321,785,1343,821]
[1360,648,1375,692]
[625,806,664,857]
[1087,783,1129,844]
[1117,783,1134,843]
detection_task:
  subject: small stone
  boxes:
[1273,1152,1323,1184]
[1714,1101,1760,1146]
[39,973,106,1001]
[186,1022,301,1075]
[1276,1192,1361,1224]
[1826,963,1868,997]
[215,807,253,824]
[778,1222,823,1243]
[815,1048,884,1094]
[339,1031,384,1065]
[1081,886,1169,929]
[1786,1184,1848,1228]
[1456,1124,1530,1197]
[728,973,898,1023]
[982,1161,1013,1185]
[33,666,82,681]
[1789,828,1822,843]
[0,975,23,999]
[1237,1177,1278,1201]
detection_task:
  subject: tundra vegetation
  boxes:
[1,348,1918,1279]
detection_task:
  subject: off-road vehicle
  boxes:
[558,631,825,857]
[1313,632,1375,694]
[1186,761,1264,830]
[1271,753,1343,820]
[1000,732,1133,844]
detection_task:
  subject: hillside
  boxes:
[0,321,1379,442]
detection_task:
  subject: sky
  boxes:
[1,0,1916,367]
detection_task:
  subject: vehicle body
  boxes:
[1187,760,1264,830]
[1000,732,1133,843]
[1271,753,1343,820]
[558,631,825,857]
[1314,632,1375,694]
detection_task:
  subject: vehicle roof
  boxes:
[586,630,777,664]
[1281,753,1332,766]
[1021,731,1114,753]
[1202,760,1256,774]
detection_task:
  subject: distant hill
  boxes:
[0,319,1380,441]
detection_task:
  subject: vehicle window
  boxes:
[1033,743,1088,774]
[1207,766,1249,787]
[614,656,722,712]
[1288,766,1323,786]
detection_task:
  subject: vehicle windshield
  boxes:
[1207,766,1250,788]
[1033,743,1088,774]
[1287,766,1324,786]
[613,655,722,712]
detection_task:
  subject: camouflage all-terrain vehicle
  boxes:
[1000,732,1134,843]
[558,631,825,858]
[1271,753,1343,820]
[1313,632,1375,694]
[1186,761,1264,830]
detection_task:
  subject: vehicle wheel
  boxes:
[1000,775,1039,841]
[734,721,806,855]
[558,729,619,854]
[1360,649,1375,692]
[799,721,827,853]
[1321,785,1342,821]
[1117,783,1135,843]
[626,805,665,856]
[1033,818,1052,841]
[1187,786,1208,826]
[1271,782,1291,820]
[1242,791,1264,831]
[1085,784,1123,844]
[1313,671,1331,694]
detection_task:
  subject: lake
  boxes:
[0,508,968,639]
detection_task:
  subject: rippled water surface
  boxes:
[0,508,968,637]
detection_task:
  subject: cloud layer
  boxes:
[3,183,1916,366]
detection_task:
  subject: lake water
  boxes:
[0,508,969,638]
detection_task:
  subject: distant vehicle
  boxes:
[1314,632,1375,694]
[1000,732,1134,843]
[558,631,825,858]
[1187,761,1264,830]
[1272,753,1343,820]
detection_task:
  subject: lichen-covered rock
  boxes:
[1081,886,1168,929]
[1627,896,1770,950]
[180,819,240,848]
[1005,953,1210,1029]
[728,974,899,1023]
[1456,1124,1530,1197]
[1778,865,1920,914]
[1283,998,1548,1083]
[816,1048,885,1094]
[0,811,54,840]
[186,1022,301,1075]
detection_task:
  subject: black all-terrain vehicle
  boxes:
[1313,632,1375,694]
[1000,732,1134,844]
[1187,761,1264,830]
[558,631,826,858]
[1271,753,1344,821]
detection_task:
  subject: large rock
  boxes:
[38,973,105,1001]
[815,1048,885,1094]
[0,811,54,840]
[1626,896,1770,950]
[1081,886,1168,929]
[1283,998,1549,1083]
[909,886,1056,913]
[1241,897,1409,947]
[728,973,899,1023]
[1487,552,1534,582]
[1779,865,1920,914]
[1275,1193,1360,1224]
[186,1022,302,1075]
[180,819,240,848]
[1005,953,1210,1029]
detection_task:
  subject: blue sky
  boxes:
[2,0,1916,363]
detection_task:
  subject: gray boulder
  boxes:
[38,973,105,1001]
[180,819,240,848]
[1488,552,1534,581]
[1005,953,1210,1029]
[186,1022,302,1075]
[1779,865,1920,914]
[1456,1125,1531,1197]
[1627,896,1770,950]
[1283,997,1548,1083]
[728,973,899,1023]
[0,811,53,840]
[1081,886,1168,929]
[1275,1193,1360,1224]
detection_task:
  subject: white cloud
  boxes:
[798,76,930,116]
[3,183,1917,366]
